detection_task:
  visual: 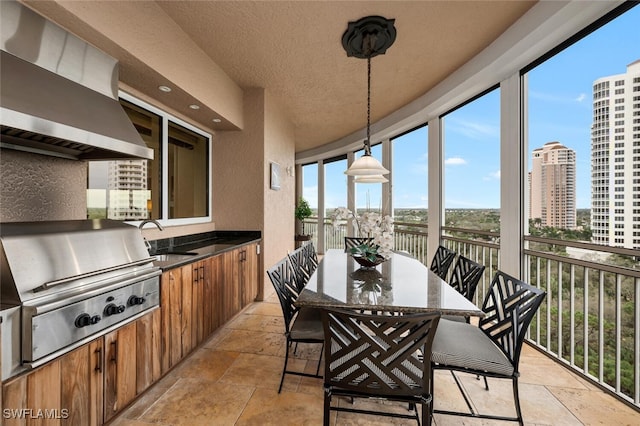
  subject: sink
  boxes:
[153,252,198,262]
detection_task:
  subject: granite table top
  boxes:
[295,249,484,317]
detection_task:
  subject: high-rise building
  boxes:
[529,141,576,229]
[107,160,149,220]
[591,60,640,249]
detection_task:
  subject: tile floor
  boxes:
[111,290,639,425]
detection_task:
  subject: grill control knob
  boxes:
[90,315,101,325]
[104,303,126,316]
[128,295,146,306]
[75,313,91,328]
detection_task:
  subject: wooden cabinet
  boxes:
[104,321,137,422]
[0,310,159,426]
[136,308,161,394]
[1,337,103,426]
[240,243,260,307]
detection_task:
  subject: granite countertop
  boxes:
[149,230,261,270]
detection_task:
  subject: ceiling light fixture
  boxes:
[212,118,222,123]
[158,85,172,92]
[189,104,200,110]
[343,16,396,180]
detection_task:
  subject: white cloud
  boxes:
[447,117,498,140]
[575,93,586,102]
[483,170,501,181]
[445,157,467,166]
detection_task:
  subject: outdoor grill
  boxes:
[0,219,160,380]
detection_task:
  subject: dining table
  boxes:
[295,249,484,318]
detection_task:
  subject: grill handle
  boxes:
[32,258,156,293]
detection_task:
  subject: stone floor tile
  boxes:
[216,329,284,355]
[235,387,324,425]
[170,348,240,381]
[219,352,306,393]
[243,302,283,316]
[225,312,284,333]
[138,378,254,425]
[547,386,640,426]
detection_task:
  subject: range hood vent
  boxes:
[0,1,153,161]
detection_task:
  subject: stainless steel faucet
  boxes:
[139,219,164,231]
[139,220,163,251]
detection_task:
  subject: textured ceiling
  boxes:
[23,1,537,153]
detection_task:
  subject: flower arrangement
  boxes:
[330,207,394,261]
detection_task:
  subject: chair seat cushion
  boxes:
[431,318,514,376]
[290,307,324,341]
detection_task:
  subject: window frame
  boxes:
[119,91,213,227]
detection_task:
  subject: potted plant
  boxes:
[295,197,313,241]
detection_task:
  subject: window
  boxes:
[392,125,427,223]
[324,156,347,249]
[354,143,383,214]
[87,93,211,224]
[442,88,501,233]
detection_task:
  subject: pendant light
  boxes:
[342,16,396,178]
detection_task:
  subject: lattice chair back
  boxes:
[429,245,456,280]
[448,255,485,302]
[288,244,316,291]
[267,257,301,334]
[301,241,319,267]
[322,308,440,397]
[479,271,546,370]
[344,237,374,252]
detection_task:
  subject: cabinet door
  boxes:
[27,361,60,426]
[161,268,183,372]
[2,374,26,426]
[202,257,217,337]
[241,244,259,307]
[191,261,205,347]
[180,263,193,355]
[136,309,161,394]
[222,248,241,322]
[104,321,136,422]
[60,340,103,426]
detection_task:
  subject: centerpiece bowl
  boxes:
[352,254,386,269]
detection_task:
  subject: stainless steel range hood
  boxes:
[0,0,153,160]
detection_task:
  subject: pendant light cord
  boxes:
[366,55,371,156]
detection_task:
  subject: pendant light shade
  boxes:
[345,154,389,176]
[354,174,389,184]
[342,16,396,181]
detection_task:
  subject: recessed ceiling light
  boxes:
[158,85,172,92]
[212,118,222,123]
[189,104,200,110]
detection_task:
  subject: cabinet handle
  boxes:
[95,347,102,373]
[111,340,118,362]
[194,265,199,284]
[199,266,204,281]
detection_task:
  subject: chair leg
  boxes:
[512,377,524,426]
[323,388,331,426]
[483,375,489,390]
[315,343,324,376]
[278,340,291,393]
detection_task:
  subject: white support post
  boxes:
[427,118,443,261]
[500,73,525,277]
[382,138,392,216]
[317,159,325,254]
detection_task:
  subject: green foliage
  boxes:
[295,197,312,222]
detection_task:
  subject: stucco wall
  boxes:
[263,92,296,299]
[0,150,87,222]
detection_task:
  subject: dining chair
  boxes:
[344,236,374,252]
[442,255,485,323]
[430,271,546,425]
[429,245,456,280]
[288,242,318,291]
[321,307,440,426]
[267,257,324,393]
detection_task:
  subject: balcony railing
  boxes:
[301,217,640,410]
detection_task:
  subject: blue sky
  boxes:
[304,5,640,211]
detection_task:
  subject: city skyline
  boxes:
[303,6,640,211]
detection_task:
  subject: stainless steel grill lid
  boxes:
[0,219,155,305]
